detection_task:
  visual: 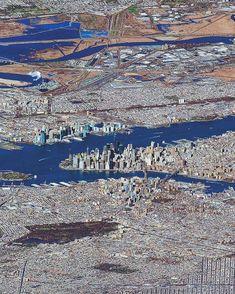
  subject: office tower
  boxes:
[48,129,54,142]
[39,131,46,145]
[59,127,63,141]
[105,161,110,170]
[82,129,87,138]
[73,155,79,168]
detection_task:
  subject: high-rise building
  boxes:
[39,131,46,145]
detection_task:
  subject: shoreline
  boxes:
[0,141,22,151]
[58,164,235,185]
[3,114,235,147]
[2,115,235,188]
[0,171,32,181]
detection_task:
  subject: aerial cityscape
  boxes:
[0,0,234,293]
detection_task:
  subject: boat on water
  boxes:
[62,138,71,143]
[73,137,83,142]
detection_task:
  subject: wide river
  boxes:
[0,36,234,63]
[0,116,235,193]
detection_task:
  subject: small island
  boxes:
[0,141,22,151]
[0,171,32,181]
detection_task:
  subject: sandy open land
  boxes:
[202,66,235,81]
[0,21,26,37]
[0,78,29,87]
[167,13,235,37]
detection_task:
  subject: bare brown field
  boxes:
[0,21,26,37]
[0,78,29,87]
[202,67,235,81]
[170,14,235,37]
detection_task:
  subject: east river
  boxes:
[0,116,235,193]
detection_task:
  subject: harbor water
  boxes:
[1,116,235,193]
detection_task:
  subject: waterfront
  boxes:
[0,36,234,63]
[0,19,108,43]
[0,72,50,88]
[0,116,235,192]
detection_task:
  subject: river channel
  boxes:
[1,36,234,64]
[0,116,235,193]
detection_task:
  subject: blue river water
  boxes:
[0,19,108,43]
[38,36,235,63]
[157,19,197,33]
[0,41,76,63]
[0,72,50,88]
[0,33,233,90]
[16,15,60,26]
[0,116,235,193]
[0,13,234,64]
[0,35,234,64]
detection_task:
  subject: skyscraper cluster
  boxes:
[33,122,126,145]
[62,141,183,171]
[99,176,182,207]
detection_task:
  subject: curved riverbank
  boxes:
[41,36,235,63]
[0,141,22,151]
[0,35,234,63]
